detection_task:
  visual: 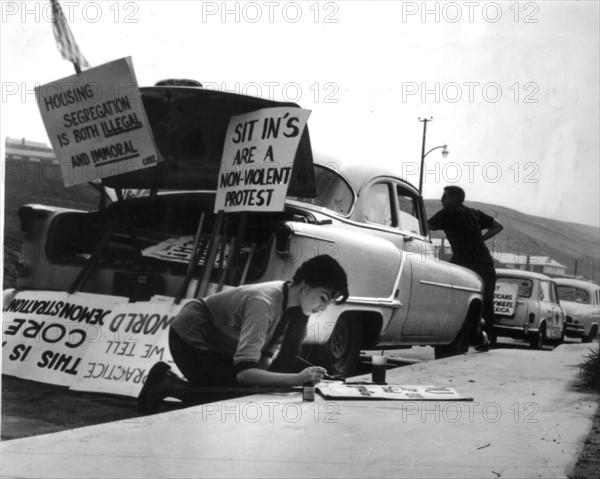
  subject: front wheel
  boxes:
[582,325,598,343]
[315,315,363,377]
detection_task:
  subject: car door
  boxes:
[540,280,563,339]
[394,185,454,343]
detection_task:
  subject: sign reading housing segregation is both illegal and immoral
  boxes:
[36,57,160,187]
[214,107,311,213]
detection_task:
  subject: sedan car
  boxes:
[555,278,600,343]
[5,83,485,378]
[491,269,565,349]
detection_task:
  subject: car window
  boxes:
[289,165,354,215]
[550,282,559,304]
[396,187,423,235]
[557,286,590,304]
[497,277,532,298]
[539,281,551,302]
[364,183,392,226]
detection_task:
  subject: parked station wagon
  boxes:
[555,278,600,343]
[491,269,565,348]
[6,84,485,376]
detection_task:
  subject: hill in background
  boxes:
[2,157,598,287]
[425,199,599,283]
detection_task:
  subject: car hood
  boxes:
[101,86,316,197]
[560,300,595,316]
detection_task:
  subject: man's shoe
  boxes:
[475,342,490,352]
[137,361,171,411]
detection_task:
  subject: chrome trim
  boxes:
[292,231,335,243]
[419,280,482,294]
[345,297,402,309]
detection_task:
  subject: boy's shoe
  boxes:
[137,361,172,411]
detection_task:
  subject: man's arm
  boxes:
[482,218,503,241]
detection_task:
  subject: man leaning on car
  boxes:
[428,186,504,351]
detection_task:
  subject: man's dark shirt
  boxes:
[428,206,495,267]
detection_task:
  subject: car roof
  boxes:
[314,154,419,195]
[495,268,554,281]
[554,277,600,290]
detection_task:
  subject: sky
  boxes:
[1,0,599,228]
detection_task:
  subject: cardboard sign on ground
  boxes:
[317,383,473,401]
[2,291,128,386]
[70,299,189,398]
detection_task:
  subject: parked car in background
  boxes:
[6,83,485,377]
[491,269,565,349]
[555,278,600,343]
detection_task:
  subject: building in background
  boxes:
[5,137,56,163]
[431,238,567,277]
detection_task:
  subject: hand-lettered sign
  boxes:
[316,383,473,401]
[2,291,128,386]
[36,57,160,186]
[493,282,519,316]
[214,107,311,213]
[70,299,189,398]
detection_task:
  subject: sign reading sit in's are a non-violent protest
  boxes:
[36,57,160,186]
[214,107,311,213]
[2,291,128,386]
[70,300,188,398]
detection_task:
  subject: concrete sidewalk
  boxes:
[1,343,598,478]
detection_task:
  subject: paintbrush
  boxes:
[296,355,345,381]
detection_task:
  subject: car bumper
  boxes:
[564,324,585,338]
[492,322,540,340]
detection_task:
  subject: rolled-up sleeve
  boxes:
[233,298,273,371]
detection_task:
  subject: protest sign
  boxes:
[316,383,473,401]
[36,57,160,186]
[494,282,519,316]
[214,107,311,213]
[70,300,188,398]
[2,291,128,386]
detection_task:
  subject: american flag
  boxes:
[50,0,90,69]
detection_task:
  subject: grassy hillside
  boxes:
[2,157,599,288]
[425,199,600,283]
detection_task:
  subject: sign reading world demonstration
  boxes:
[214,107,311,213]
[35,57,160,186]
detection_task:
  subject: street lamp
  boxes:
[418,117,449,194]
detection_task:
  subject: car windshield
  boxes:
[289,165,354,216]
[497,276,533,298]
[557,286,590,304]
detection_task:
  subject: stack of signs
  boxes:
[493,282,519,317]
[35,57,160,186]
[70,299,189,397]
[2,291,128,386]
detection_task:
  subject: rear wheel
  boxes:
[316,315,363,377]
[530,323,546,349]
[435,304,480,359]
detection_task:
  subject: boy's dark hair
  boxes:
[293,255,349,304]
[444,186,465,205]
